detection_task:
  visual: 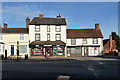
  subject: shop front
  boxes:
[29,41,66,57]
[67,46,82,56]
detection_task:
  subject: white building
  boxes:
[28,13,103,57]
[0,13,103,58]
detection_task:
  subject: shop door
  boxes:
[45,48,51,57]
[11,45,14,55]
[84,47,88,56]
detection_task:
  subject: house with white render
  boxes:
[0,13,103,58]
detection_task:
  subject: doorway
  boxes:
[84,47,88,56]
[45,47,51,57]
[11,45,14,55]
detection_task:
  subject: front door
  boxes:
[84,47,88,56]
[11,45,14,55]
[45,48,51,57]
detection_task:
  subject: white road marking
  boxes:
[99,62,103,64]
[57,75,70,80]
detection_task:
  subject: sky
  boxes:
[1,2,118,39]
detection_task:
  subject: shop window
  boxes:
[19,45,27,53]
[19,34,24,41]
[32,48,43,56]
[56,34,61,41]
[56,25,61,32]
[47,34,50,41]
[67,47,82,55]
[93,38,98,44]
[91,47,99,54]
[35,25,40,32]
[35,34,40,41]
[83,38,87,44]
[53,46,64,55]
[0,33,3,40]
[47,25,50,32]
[71,39,76,45]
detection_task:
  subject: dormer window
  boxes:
[83,38,87,44]
[35,25,40,32]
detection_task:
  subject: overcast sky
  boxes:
[1,2,118,39]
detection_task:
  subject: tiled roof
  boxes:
[1,28,29,33]
[30,41,66,45]
[67,29,103,38]
[29,17,66,25]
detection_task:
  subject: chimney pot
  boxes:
[95,24,99,30]
[4,23,7,28]
[39,13,43,18]
[57,13,61,19]
[26,16,30,28]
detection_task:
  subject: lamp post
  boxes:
[17,41,19,61]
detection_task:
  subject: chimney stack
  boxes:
[39,13,43,18]
[95,24,100,30]
[57,13,61,19]
[26,16,30,28]
[4,23,7,28]
[109,35,112,52]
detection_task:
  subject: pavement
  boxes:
[1,56,119,62]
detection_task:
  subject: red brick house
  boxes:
[103,35,118,55]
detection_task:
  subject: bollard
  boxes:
[5,50,7,59]
[25,54,28,59]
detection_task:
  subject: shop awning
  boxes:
[0,42,5,44]
[29,41,66,47]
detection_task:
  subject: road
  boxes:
[2,60,120,80]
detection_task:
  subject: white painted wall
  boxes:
[29,25,67,43]
[66,38,103,56]
[2,33,29,57]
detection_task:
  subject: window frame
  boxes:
[91,47,99,54]
[93,38,98,44]
[83,38,87,44]
[19,34,24,41]
[35,25,40,32]
[56,34,61,41]
[19,45,27,53]
[47,25,50,32]
[47,34,50,41]
[55,25,61,32]
[35,33,40,41]
[71,38,76,45]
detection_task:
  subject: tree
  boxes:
[112,32,120,51]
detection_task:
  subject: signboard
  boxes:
[35,45,39,47]
[44,45,52,46]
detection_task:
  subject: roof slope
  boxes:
[67,29,103,38]
[29,17,66,25]
[1,28,29,33]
